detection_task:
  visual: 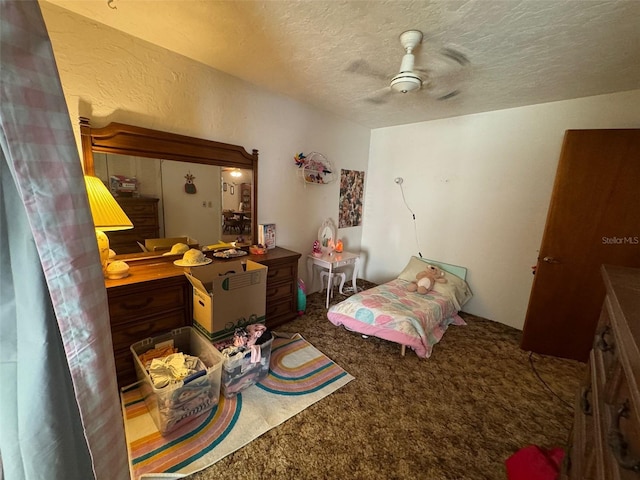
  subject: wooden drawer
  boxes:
[107,228,160,255]
[594,297,618,379]
[266,296,297,328]
[122,207,156,218]
[565,266,640,480]
[111,310,189,352]
[266,263,295,284]
[114,350,137,388]
[127,215,158,227]
[117,197,158,216]
[250,247,301,329]
[603,373,640,478]
[266,280,294,303]
[109,284,186,324]
[570,365,595,480]
[108,226,159,242]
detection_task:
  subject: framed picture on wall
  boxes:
[230,185,235,195]
[339,169,365,227]
[223,182,228,192]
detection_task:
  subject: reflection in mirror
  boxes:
[93,154,253,253]
[81,118,258,260]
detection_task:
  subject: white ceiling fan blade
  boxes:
[435,90,460,101]
[363,86,392,104]
[415,46,470,101]
[440,47,470,66]
[345,59,389,81]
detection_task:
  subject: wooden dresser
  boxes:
[255,247,301,328]
[106,196,160,254]
[105,262,191,388]
[105,246,301,387]
[566,265,640,479]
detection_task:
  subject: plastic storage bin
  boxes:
[221,336,273,398]
[131,327,224,435]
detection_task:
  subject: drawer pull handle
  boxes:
[580,385,592,416]
[121,297,154,310]
[607,400,640,473]
[596,325,614,352]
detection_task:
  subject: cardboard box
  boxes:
[130,327,224,435]
[220,335,273,398]
[185,260,267,342]
[144,236,199,252]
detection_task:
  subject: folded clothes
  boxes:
[148,353,205,388]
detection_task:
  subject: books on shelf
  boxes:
[258,223,276,249]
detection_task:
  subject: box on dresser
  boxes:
[565,265,640,479]
[104,247,301,388]
[185,260,268,342]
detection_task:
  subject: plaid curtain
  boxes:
[0,1,129,478]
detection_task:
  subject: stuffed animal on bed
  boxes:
[407,264,448,294]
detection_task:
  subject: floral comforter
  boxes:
[327,278,466,358]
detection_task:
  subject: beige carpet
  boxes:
[187,280,584,480]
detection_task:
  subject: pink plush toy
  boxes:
[407,264,448,294]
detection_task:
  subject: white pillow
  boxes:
[397,256,472,310]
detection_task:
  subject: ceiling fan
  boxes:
[347,30,470,104]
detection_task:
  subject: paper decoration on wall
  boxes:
[339,169,365,228]
[184,172,196,194]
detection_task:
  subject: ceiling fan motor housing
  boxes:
[390,73,422,93]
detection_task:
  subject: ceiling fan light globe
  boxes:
[390,74,421,93]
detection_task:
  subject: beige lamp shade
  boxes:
[85,175,133,277]
[84,175,133,231]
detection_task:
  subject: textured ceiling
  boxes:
[44,0,640,128]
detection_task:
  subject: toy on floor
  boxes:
[297,278,307,315]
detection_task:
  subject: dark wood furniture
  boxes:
[522,130,640,362]
[565,265,640,479]
[106,262,191,388]
[256,247,301,328]
[107,197,159,254]
[106,247,301,387]
[80,117,259,251]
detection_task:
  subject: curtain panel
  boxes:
[0,1,129,478]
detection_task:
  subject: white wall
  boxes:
[41,2,640,328]
[363,89,640,329]
[160,160,222,246]
[41,2,370,287]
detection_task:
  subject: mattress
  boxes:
[327,278,466,358]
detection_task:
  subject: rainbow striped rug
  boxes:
[120,334,354,479]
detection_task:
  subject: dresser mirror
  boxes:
[80,118,258,260]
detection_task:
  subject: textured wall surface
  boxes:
[41,2,371,289]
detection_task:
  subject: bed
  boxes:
[327,256,472,358]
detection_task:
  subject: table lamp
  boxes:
[84,175,133,277]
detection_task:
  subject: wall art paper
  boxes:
[339,169,365,228]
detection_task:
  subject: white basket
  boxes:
[296,152,336,185]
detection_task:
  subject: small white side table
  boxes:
[307,251,360,308]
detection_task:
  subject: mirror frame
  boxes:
[318,218,337,249]
[80,117,259,255]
